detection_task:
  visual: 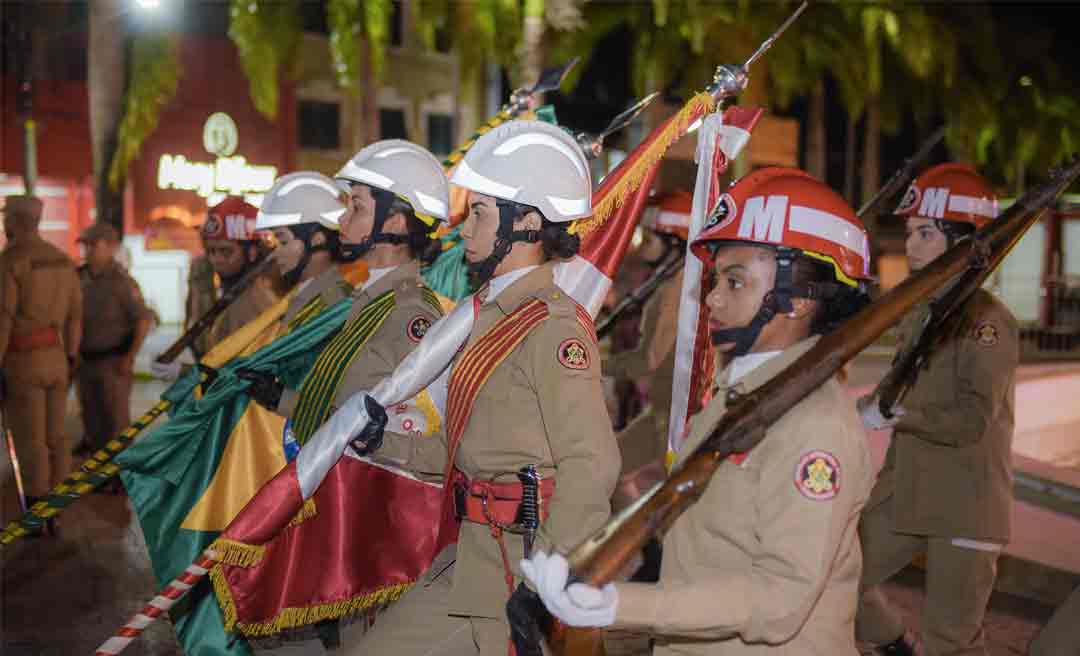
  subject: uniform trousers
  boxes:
[4,349,70,496]
[856,498,1000,656]
[76,355,133,450]
[343,550,507,656]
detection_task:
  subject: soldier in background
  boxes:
[0,196,82,531]
[74,223,153,456]
[856,165,1018,656]
[605,190,689,510]
[152,197,280,380]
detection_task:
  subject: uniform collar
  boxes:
[358,260,419,299]
[715,335,822,401]
[491,264,549,314]
[86,259,123,279]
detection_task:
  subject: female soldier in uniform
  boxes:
[524,168,876,655]
[855,164,1018,656]
[348,120,620,655]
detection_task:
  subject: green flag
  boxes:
[118,297,352,655]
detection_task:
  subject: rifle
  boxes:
[857,125,946,220]
[508,4,809,656]
[155,255,275,364]
[595,248,683,340]
[560,158,1080,609]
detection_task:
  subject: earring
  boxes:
[788,311,797,318]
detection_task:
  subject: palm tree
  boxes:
[89,0,127,232]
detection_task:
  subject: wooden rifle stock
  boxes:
[561,158,1080,597]
[595,250,684,339]
[155,256,275,364]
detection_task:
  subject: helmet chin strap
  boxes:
[339,186,409,262]
[466,199,541,285]
[282,226,331,286]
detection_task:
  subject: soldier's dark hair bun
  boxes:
[540,220,580,260]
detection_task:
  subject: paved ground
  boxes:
[0,335,1073,655]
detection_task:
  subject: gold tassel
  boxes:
[208,537,266,568]
[569,92,715,238]
[230,582,414,638]
[286,498,318,528]
[210,563,241,633]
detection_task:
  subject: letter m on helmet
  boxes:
[737,195,788,243]
[918,187,949,219]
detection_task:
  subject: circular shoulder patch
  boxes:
[794,450,840,501]
[973,321,998,347]
[558,337,590,370]
[407,316,431,343]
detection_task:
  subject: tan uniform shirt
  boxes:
[614,337,874,655]
[870,288,1018,541]
[605,270,682,471]
[207,276,281,350]
[0,234,82,374]
[379,264,621,619]
[277,261,442,416]
[78,260,152,355]
[186,256,217,357]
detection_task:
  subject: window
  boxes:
[380,109,408,140]
[298,100,341,150]
[427,114,454,156]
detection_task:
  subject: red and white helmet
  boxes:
[643,190,691,240]
[692,167,871,288]
[894,163,998,228]
[201,197,259,242]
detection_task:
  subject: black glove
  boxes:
[506,582,550,656]
[236,368,284,411]
[349,395,388,456]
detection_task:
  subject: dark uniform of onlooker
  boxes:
[75,223,153,454]
[0,195,82,516]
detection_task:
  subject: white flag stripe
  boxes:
[97,636,131,654]
[948,194,997,218]
[789,205,867,259]
[554,255,612,318]
[128,614,157,630]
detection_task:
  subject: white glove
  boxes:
[858,394,905,430]
[520,551,617,628]
[150,347,195,381]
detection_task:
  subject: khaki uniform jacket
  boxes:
[869,288,1018,541]
[206,276,281,350]
[0,234,82,379]
[78,260,152,354]
[605,270,681,471]
[378,264,620,619]
[281,267,351,328]
[277,261,442,416]
[614,337,874,656]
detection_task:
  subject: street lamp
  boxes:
[134,0,162,9]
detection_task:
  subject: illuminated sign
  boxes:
[157,112,277,198]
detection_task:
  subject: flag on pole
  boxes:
[666,106,764,462]
[117,278,363,655]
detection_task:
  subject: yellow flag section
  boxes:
[181,262,370,532]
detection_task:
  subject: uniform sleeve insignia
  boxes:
[407,316,431,343]
[795,450,840,501]
[974,321,998,347]
[558,337,590,370]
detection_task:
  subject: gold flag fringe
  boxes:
[286,497,318,528]
[208,537,266,568]
[212,560,413,638]
[569,92,715,238]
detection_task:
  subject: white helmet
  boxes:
[449,119,591,223]
[255,171,347,231]
[335,140,450,222]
